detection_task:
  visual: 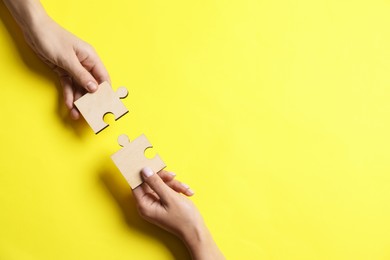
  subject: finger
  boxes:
[141,167,173,204]
[158,170,176,182]
[73,85,85,101]
[180,182,195,196]
[157,170,194,196]
[88,55,111,84]
[166,180,195,197]
[70,108,79,120]
[132,185,146,203]
[59,75,74,109]
[75,44,110,84]
[139,181,159,200]
[70,86,85,120]
[61,54,98,93]
[133,185,159,210]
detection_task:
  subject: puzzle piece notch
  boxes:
[74,81,129,134]
[111,134,166,189]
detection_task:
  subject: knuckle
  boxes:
[88,45,96,53]
[76,70,89,81]
[83,42,96,55]
[73,70,91,86]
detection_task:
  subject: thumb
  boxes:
[141,167,172,203]
[62,54,98,92]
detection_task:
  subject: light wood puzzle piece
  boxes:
[111,134,166,189]
[74,81,129,134]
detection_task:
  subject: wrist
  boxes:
[3,0,50,32]
[181,222,224,260]
[181,221,209,249]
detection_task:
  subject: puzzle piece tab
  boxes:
[74,81,129,134]
[111,134,166,189]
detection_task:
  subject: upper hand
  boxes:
[23,16,110,119]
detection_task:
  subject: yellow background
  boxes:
[1,0,390,259]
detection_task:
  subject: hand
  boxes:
[155,170,195,197]
[23,15,110,119]
[3,0,110,120]
[133,168,225,260]
[133,168,201,238]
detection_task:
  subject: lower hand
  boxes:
[133,168,225,260]
[133,168,202,238]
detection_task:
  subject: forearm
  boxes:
[3,0,49,31]
[182,223,225,260]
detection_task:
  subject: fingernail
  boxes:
[142,167,154,178]
[181,183,190,189]
[168,172,176,177]
[187,189,195,195]
[87,81,97,92]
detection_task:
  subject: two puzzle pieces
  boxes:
[74,81,166,189]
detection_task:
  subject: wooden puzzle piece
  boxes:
[111,134,166,189]
[74,81,129,134]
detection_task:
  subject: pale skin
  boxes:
[135,167,225,260]
[3,1,225,258]
[2,0,110,119]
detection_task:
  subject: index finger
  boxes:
[84,49,110,84]
[91,60,110,84]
